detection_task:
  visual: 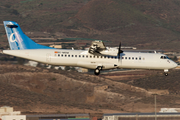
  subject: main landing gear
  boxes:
[94,66,102,75]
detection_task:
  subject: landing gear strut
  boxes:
[94,66,102,75]
[164,69,168,76]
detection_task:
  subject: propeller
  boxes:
[118,42,123,63]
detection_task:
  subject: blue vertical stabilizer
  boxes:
[3,21,55,50]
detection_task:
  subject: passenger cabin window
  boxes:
[61,54,63,57]
[120,56,144,60]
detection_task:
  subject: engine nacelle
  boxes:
[100,47,118,56]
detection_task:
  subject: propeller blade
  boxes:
[118,42,123,64]
[118,42,121,55]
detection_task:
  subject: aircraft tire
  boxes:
[164,73,168,76]
[94,68,100,75]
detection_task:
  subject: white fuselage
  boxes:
[3,49,177,70]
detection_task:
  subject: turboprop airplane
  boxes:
[2,21,177,76]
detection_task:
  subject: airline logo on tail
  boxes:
[10,33,17,42]
[9,32,23,43]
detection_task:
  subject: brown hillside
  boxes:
[1,0,180,50]
[0,64,180,113]
[72,0,180,50]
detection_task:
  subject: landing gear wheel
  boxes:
[97,66,102,70]
[164,73,168,76]
[164,69,169,76]
[94,68,100,75]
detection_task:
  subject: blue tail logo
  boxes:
[9,33,17,42]
[3,21,55,50]
[10,33,23,43]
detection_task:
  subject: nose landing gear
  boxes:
[164,69,168,76]
[164,72,168,76]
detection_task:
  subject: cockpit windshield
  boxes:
[160,56,169,59]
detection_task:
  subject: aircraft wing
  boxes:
[88,40,106,54]
[88,40,118,56]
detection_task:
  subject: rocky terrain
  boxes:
[0,63,180,114]
[1,0,180,50]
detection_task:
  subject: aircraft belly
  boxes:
[77,59,118,69]
[121,60,169,70]
[121,61,145,69]
[51,57,78,66]
[77,61,96,69]
[121,60,161,69]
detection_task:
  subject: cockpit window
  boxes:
[160,56,168,59]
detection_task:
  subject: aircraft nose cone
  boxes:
[172,62,178,68]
